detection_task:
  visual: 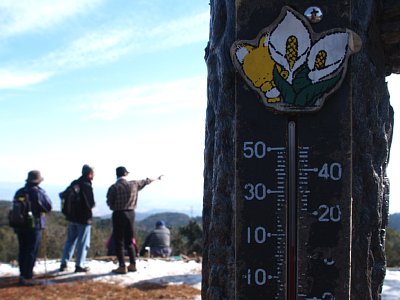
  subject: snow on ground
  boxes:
[0,259,399,298]
[382,268,400,300]
[0,257,202,290]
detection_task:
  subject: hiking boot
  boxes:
[111,266,128,274]
[75,266,89,273]
[18,277,27,286]
[19,278,42,286]
[59,263,67,272]
[127,264,137,272]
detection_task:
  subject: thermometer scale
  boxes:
[235,113,351,299]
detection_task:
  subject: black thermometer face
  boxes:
[235,96,351,300]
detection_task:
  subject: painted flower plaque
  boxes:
[231,6,362,113]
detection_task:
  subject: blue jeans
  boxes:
[16,228,42,279]
[61,222,91,268]
[150,246,172,258]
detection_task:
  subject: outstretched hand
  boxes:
[147,175,164,183]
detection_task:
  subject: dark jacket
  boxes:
[23,183,52,229]
[68,176,95,224]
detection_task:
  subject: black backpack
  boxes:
[8,188,34,229]
[59,183,81,221]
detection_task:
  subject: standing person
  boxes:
[107,166,162,274]
[60,164,95,272]
[139,220,172,258]
[14,170,52,285]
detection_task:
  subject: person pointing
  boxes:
[106,166,162,274]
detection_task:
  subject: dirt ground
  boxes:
[0,275,201,300]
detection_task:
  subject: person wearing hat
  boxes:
[139,220,172,258]
[59,164,95,273]
[107,166,163,274]
[14,170,52,285]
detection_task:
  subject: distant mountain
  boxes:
[66,211,194,223]
[0,199,195,233]
[0,181,203,218]
[136,211,188,222]
[136,212,191,231]
[0,200,11,207]
[389,213,400,231]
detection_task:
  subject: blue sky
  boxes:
[0,1,399,217]
[0,1,209,216]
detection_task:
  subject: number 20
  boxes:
[318,205,341,222]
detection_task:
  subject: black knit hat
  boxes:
[82,164,94,176]
[116,166,129,177]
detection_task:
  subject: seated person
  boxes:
[140,220,172,257]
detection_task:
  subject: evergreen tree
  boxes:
[386,228,400,267]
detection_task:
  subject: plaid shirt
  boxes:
[106,177,150,211]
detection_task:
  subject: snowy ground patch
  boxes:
[0,257,202,290]
[0,259,399,298]
[382,268,400,300]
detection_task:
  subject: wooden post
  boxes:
[203,1,395,299]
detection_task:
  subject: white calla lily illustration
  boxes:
[307,32,349,83]
[268,10,311,84]
[267,9,360,108]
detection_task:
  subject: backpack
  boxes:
[59,184,81,220]
[8,188,34,229]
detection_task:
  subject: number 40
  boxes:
[318,163,342,181]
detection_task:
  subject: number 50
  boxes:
[243,141,266,159]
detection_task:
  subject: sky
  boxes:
[386,75,400,215]
[0,0,209,217]
[0,1,399,217]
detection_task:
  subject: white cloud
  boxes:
[79,76,206,120]
[0,69,51,89]
[0,0,104,37]
[0,5,209,89]
[37,10,209,71]
[146,11,209,50]
[41,28,133,69]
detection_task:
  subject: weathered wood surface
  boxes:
[203,0,395,299]
[351,1,394,298]
[202,1,236,299]
[381,0,400,74]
